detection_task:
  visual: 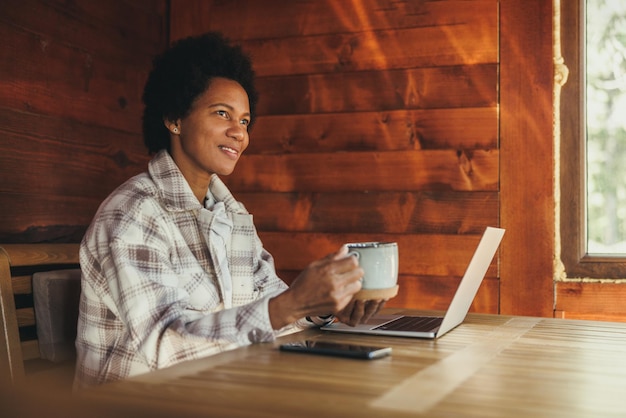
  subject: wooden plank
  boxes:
[0,109,149,219]
[171,1,497,76]
[555,282,626,322]
[240,21,496,77]
[226,150,498,193]
[183,0,496,41]
[258,232,499,278]
[10,276,32,295]
[277,272,499,313]
[0,225,87,245]
[0,21,148,133]
[0,147,145,198]
[558,0,584,276]
[247,107,497,154]
[500,0,555,317]
[0,244,79,267]
[239,191,498,234]
[0,132,149,197]
[59,314,626,418]
[0,107,148,158]
[255,65,497,115]
[555,312,626,323]
[0,0,166,67]
[0,192,101,239]
[0,246,24,384]
[0,135,147,198]
[16,307,35,328]
[385,275,499,313]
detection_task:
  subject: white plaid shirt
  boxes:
[74,150,318,388]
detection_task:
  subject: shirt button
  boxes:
[248,329,261,342]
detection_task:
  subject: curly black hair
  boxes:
[141,32,258,154]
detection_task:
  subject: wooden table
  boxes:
[73,309,626,417]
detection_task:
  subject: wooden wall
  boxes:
[0,0,168,243]
[169,0,500,313]
[6,0,606,321]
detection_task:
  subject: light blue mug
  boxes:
[346,242,399,299]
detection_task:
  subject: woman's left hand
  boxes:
[335,298,387,327]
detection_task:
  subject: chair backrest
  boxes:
[0,244,80,386]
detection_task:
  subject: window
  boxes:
[561,0,626,277]
[585,1,626,254]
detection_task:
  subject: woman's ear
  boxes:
[163,118,180,135]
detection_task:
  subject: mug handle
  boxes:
[348,251,363,282]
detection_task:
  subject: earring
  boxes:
[173,127,179,133]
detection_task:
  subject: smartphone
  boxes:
[279,340,392,360]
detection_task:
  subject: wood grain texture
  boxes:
[9,276,32,295]
[258,232,498,278]
[0,0,166,243]
[16,308,35,328]
[0,246,22,386]
[247,107,497,154]
[0,21,147,134]
[173,0,495,40]
[0,0,165,64]
[238,22,497,77]
[499,0,555,317]
[0,243,80,266]
[173,0,497,76]
[0,192,100,241]
[384,276,499,313]
[255,65,497,115]
[66,312,626,418]
[273,272,499,314]
[226,150,498,193]
[555,282,626,322]
[239,191,497,234]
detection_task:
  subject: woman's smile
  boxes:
[218,144,241,159]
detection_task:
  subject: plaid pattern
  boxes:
[74,151,312,388]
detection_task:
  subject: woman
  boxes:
[74,32,385,388]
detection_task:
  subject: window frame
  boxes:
[560,0,626,278]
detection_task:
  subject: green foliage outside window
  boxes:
[586,0,626,253]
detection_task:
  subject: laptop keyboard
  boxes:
[373,316,443,332]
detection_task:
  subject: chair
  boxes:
[0,243,80,387]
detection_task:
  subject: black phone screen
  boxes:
[279,340,392,359]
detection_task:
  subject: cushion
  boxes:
[32,269,82,363]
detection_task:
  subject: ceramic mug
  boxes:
[346,242,399,300]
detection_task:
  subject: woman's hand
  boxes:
[268,246,365,329]
[335,298,387,327]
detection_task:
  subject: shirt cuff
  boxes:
[305,314,335,326]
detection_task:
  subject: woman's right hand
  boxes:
[268,246,364,329]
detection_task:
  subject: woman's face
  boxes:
[169,77,251,183]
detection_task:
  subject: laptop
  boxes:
[322,226,505,339]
